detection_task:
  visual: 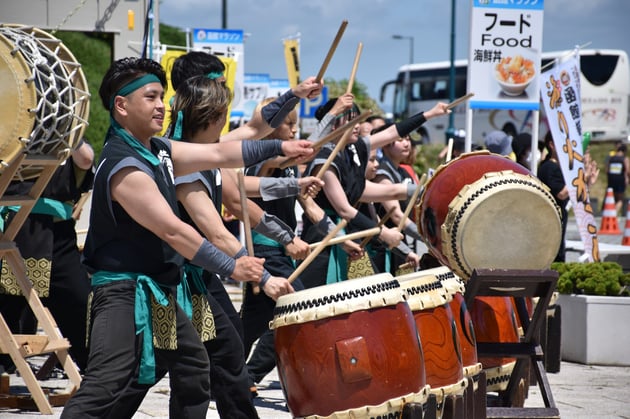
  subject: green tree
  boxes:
[323,78,384,116]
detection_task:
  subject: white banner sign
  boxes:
[468,0,544,111]
[540,53,599,262]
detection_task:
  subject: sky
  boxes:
[158,0,630,109]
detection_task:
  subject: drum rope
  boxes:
[51,0,89,34]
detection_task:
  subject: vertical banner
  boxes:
[540,53,599,262]
[468,0,544,111]
[283,38,300,88]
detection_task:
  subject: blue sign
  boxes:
[192,28,244,44]
[300,86,328,118]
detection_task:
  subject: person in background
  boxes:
[606,142,630,215]
[0,139,94,375]
[511,132,540,170]
[484,129,515,160]
[538,132,569,262]
[60,57,314,418]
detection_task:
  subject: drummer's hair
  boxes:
[169,75,232,141]
[99,57,167,111]
[171,51,226,91]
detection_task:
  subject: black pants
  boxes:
[60,280,210,419]
[240,245,304,384]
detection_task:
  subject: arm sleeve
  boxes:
[395,111,427,138]
[191,239,236,278]
[260,90,300,128]
[259,177,300,201]
[242,139,284,167]
[253,212,296,245]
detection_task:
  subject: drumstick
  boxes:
[308,226,381,249]
[279,110,373,170]
[446,92,475,110]
[358,207,395,249]
[316,20,348,83]
[237,169,260,295]
[446,137,454,162]
[346,42,363,94]
[397,262,414,271]
[397,173,427,232]
[288,219,348,283]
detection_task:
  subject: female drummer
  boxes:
[299,95,450,289]
[61,57,315,418]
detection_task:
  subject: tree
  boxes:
[323,78,384,116]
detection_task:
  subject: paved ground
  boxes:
[3,215,630,418]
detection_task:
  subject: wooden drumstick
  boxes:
[446,92,475,110]
[237,169,260,295]
[359,206,395,249]
[288,219,348,283]
[346,42,363,94]
[316,20,348,83]
[279,110,373,170]
[397,173,427,232]
[446,137,454,162]
[308,226,381,249]
[397,262,414,271]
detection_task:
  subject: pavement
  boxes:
[2,215,630,418]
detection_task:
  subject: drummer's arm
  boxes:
[361,180,410,202]
[72,139,95,170]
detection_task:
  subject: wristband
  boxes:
[407,183,419,198]
[395,111,427,138]
[191,239,236,278]
[393,241,412,257]
[253,212,295,245]
[259,177,299,201]
[234,247,248,258]
[314,215,340,237]
[242,139,283,167]
[403,222,423,241]
[347,210,378,232]
[259,270,271,289]
[261,90,300,128]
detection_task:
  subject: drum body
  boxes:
[397,271,468,399]
[470,296,520,392]
[270,273,428,418]
[0,24,89,179]
[418,152,562,279]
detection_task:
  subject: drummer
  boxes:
[299,95,451,289]
[60,57,315,418]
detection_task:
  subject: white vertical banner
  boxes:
[468,0,544,111]
[540,53,599,262]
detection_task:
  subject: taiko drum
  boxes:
[270,273,429,418]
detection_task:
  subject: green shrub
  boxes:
[551,261,630,296]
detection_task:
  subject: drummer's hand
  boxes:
[281,140,315,163]
[284,237,311,261]
[425,102,451,119]
[379,227,404,249]
[299,176,324,198]
[405,252,421,269]
[341,240,363,261]
[231,256,265,282]
[261,276,295,301]
[292,76,323,100]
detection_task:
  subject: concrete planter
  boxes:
[557,294,630,365]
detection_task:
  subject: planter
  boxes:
[557,294,630,365]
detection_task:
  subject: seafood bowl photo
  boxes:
[495,54,536,96]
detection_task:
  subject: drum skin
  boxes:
[418,151,561,279]
[271,275,426,418]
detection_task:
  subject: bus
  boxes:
[380,49,630,144]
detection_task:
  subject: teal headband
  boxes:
[110,73,162,110]
[207,71,223,80]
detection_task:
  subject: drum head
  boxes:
[0,32,35,168]
[442,171,562,279]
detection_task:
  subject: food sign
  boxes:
[468,0,544,111]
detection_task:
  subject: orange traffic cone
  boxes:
[599,188,621,235]
[622,200,630,245]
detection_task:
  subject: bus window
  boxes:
[434,80,448,99]
[581,54,618,86]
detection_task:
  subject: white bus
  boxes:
[380,49,630,144]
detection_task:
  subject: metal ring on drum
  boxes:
[269,273,429,418]
[0,24,89,180]
[396,270,469,409]
[418,151,562,280]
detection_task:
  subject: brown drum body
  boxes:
[450,292,481,376]
[397,271,465,392]
[418,151,561,279]
[470,296,520,391]
[270,274,428,418]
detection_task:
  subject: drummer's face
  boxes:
[119,82,165,140]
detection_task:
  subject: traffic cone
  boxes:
[599,188,621,235]
[622,200,630,245]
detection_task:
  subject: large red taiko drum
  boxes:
[417,151,561,280]
[270,273,429,418]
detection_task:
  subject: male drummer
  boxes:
[60,57,314,418]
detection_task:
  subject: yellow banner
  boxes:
[283,39,300,88]
[160,50,237,137]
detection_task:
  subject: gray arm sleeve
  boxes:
[260,90,300,128]
[253,212,295,245]
[314,215,344,238]
[392,241,412,257]
[307,113,335,141]
[191,239,236,278]
[242,139,283,167]
[233,246,270,288]
[259,177,300,201]
[403,222,423,241]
